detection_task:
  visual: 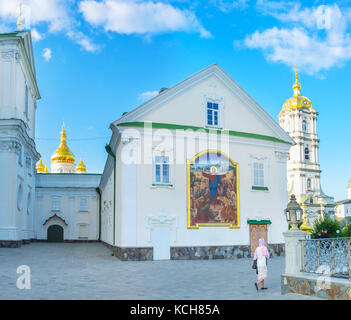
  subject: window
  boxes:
[253,162,264,187]
[207,102,219,127]
[302,119,307,132]
[305,146,310,160]
[78,224,89,239]
[154,156,170,184]
[80,198,88,212]
[307,178,311,190]
[51,197,61,211]
[17,184,23,211]
[18,145,22,165]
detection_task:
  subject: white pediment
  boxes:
[112,64,294,145]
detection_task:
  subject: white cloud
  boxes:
[79,0,212,38]
[242,2,351,75]
[138,90,159,101]
[42,48,52,61]
[0,0,71,32]
[0,0,99,52]
[209,0,248,12]
[66,31,100,52]
[31,28,42,42]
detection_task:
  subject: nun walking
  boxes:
[253,238,270,291]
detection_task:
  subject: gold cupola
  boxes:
[76,154,87,173]
[36,157,45,173]
[281,67,315,114]
[51,121,75,165]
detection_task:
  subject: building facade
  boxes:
[99,64,294,261]
[35,173,100,242]
[0,31,40,247]
[335,180,351,224]
[278,70,335,225]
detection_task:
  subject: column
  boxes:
[69,196,75,239]
[283,230,307,275]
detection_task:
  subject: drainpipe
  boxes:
[105,144,116,246]
[96,187,101,241]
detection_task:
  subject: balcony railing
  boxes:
[300,237,351,280]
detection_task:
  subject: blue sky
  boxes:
[1,0,351,201]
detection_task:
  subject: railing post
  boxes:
[348,240,351,281]
[331,240,335,275]
[300,240,304,272]
[317,240,320,268]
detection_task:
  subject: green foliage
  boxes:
[311,217,342,239]
[341,223,351,237]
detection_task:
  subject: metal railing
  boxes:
[300,237,351,280]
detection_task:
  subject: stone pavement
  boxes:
[0,242,319,300]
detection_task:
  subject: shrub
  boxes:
[341,223,351,237]
[311,217,342,239]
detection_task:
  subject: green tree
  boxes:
[311,217,342,239]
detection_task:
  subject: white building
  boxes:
[278,70,335,225]
[0,30,100,247]
[99,64,295,260]
[335,180,351,223]
[0,30,40,247]
[35,173,100,242]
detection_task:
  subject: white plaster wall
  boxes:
[138,75,281,139]
[113,129,290,249]
[35,174,100,240]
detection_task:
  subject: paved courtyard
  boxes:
[0,242,319,300]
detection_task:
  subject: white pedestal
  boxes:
[283,230,307,275]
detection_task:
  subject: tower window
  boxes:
[302,120,307,132]
[307,178,311,190]
[304,147,310,160]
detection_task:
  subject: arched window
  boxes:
[307,178,311,190]
[17,184,23,211]
[302,119,307,132]
[304,146,310,160]
[27,192,31,215]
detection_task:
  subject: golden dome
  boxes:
[76,154,87,173]
[348,179,351,189]
[281,67,315,113]
[51,121,75,164]
[44,164,49,173]
[36,158,45,173]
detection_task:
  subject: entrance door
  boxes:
[47,225,64,242]
[249,224,268,257]
[152,226,170,260]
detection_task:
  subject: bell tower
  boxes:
[0,15,41,246]
[278,68,334,221]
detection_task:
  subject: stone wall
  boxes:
[171,244,284,260]
[281,273,351,300]
[102,242,285,261]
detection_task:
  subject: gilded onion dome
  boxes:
[51,121,75,165]
[76,154,87,173]
[36,157,45,173]
[281,67,315,113]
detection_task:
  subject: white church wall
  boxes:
[35,174,100,241]
[113,128,290,250]
[132,74,285,141]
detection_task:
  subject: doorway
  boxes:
[47,225,64,242]
[249,224,268,257]
[152,226,170,260]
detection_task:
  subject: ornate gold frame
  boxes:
[187,150,240,229]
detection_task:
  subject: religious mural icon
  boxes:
[187,151,240,229]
